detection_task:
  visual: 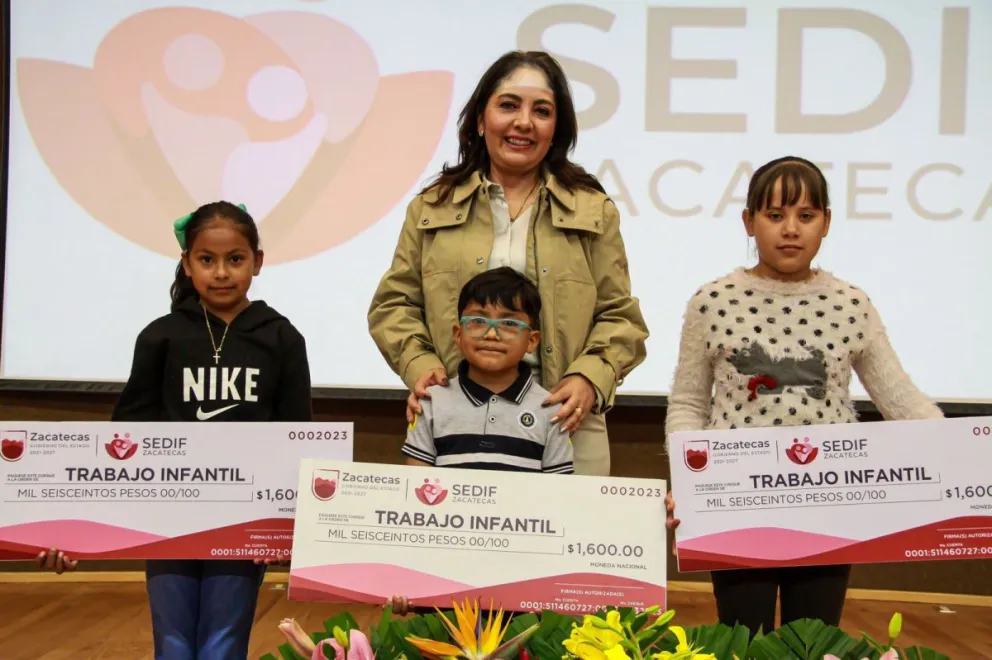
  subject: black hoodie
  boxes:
[112,297,313,423]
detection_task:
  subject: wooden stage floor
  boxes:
[2,580,991,659]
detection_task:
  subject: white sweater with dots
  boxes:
[664,268,943,444]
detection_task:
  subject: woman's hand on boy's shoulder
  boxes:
[406,368,448,423]
[36,547,77,574]
[544,375,596,433]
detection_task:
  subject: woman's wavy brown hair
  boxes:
[421,50,605,205]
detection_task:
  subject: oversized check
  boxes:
[0,422,352,560]
[669,416,992,572]
[288,460,667,614]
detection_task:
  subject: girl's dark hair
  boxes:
[170,201,260,312]
[746,156,830,213]
[421,50,605,204]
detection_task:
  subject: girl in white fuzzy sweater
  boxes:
[664,155,943,638]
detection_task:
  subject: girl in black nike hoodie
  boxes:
[38,202,313,659]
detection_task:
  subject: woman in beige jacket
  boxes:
[367,50,648,476]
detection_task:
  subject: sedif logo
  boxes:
[105,433,137,461]
[784,437,819,466]
[518,5,988,222]
[16,7,453,264]
[520,6,971,135]
[415,478,448,506]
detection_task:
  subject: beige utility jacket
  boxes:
[368,169,648,413]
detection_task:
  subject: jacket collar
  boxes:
[451,167,576,211]
[457,360,534,406]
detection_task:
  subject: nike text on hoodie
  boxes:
[111,297,313,423]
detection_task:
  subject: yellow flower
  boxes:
[562,611,627,660]
[888,612,903,641]
[603,645,633,660]
[649,626,716,660]
[334,626,350,650]
[405,599,536,660]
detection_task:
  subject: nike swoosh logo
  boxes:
[196,404,239,420]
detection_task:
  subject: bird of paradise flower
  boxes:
[405,599,538,660]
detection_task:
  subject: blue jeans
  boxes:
[145,559,265,659]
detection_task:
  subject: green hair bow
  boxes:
[174,203,248,251]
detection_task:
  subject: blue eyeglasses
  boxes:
[459,316,532,338]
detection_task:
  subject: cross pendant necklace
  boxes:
[203,306,230,365]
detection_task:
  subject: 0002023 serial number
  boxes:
[287,429,349,440]
[600,485,664,498]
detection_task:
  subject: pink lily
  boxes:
[314,628,376,660]
[824,651,898,660]
[278,618,317,658]
[278,618,376,660]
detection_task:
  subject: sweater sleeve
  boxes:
[273,330,314,422]
[664,296,715,451]
[367,196,446,391]
[853,299,943,421]
[112,327,166,422]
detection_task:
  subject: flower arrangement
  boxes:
[264,601,949,660]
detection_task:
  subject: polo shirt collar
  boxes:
[457,360,534,406]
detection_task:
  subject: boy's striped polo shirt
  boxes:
[402,361,573,474]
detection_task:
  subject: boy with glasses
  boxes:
[401,267,573,475]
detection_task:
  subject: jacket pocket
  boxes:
[423,270,460,365]
[553,273,597,361]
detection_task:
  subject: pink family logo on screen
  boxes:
[682,439,710,472]
[312,469,339,501]
[16,7,453,265]
[1,431,28,462]
[105,433,138,460]
[414,478,447,506]
[785,437,819,465]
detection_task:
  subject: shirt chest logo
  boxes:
[183,366,260,418]
[519,411,536,428]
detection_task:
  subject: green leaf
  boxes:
[277,643,307,660]
[423,613,449,641]
[745,633,796,660]
[629,611,650,635]
[260,654,280,660]
[492,623,540,659]
[744,619,858,660]
[682,622,749,660]
[321,611,360,635]
[843,638,879,660]
[902,647,952,660]
[858,630,886,651]
[506,611,540,637]
[407,616,433,640]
